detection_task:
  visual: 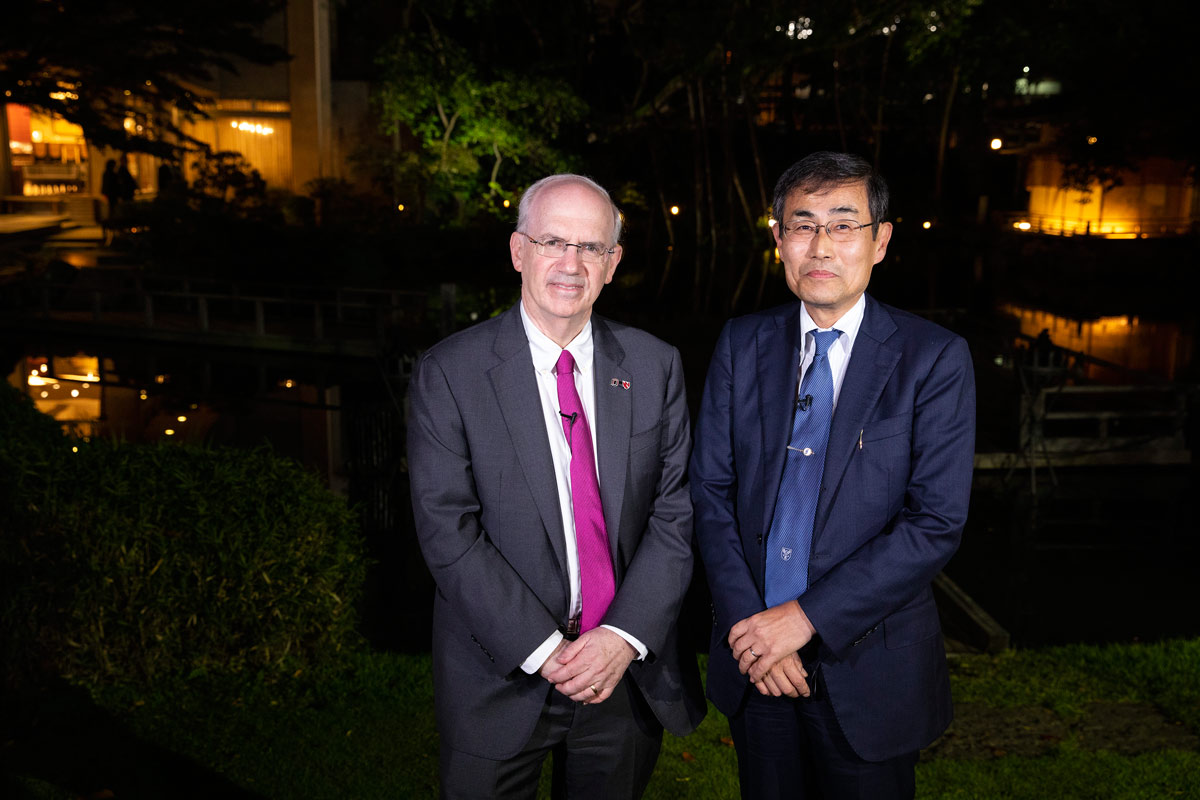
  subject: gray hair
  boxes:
[516,174,623,245]
[772,152,889,238]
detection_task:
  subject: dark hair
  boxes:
[771,152,889,237]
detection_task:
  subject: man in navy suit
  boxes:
[409,174,704,798]
[691,152,975,799]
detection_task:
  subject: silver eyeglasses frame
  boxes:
[520,234,616,263]
[779,219,879,243]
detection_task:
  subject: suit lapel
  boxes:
[487,307,570,577]
[591,317,630,566]
[814,296,900,536]
[758,307,804,538]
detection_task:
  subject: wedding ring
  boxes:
[590,684,600,696]
[749,647,760,658]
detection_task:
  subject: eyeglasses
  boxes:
[522,235,616,263]
[779,219,878,243]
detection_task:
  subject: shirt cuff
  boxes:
[520,631,564,675]
[601,625,648,661]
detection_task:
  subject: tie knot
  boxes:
[555,350,576,377]
[812,330,840,358]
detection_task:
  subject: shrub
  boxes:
[0,385,366,692]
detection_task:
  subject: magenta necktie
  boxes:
[555,350,616,632]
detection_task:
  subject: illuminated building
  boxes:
[1,0,366,217]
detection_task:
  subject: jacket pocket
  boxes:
[884,590,941,649]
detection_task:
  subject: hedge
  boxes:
[0,384,366,691]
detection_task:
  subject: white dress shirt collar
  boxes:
[799,293,865,348]
[520,302,594,375]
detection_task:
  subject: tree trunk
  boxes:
[688,84,705,313]
[0,103,12,197]
[934,62,961,201]
[873,32,894,170]
[697,77,717,313]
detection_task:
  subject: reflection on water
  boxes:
[1000,303,1192,381]
[16,354,103,437]
[5,349,335,475]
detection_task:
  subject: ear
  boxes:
[510,232,526,273]
[602,245,623,284]
[872,222,893,265]
[771,220,784,248]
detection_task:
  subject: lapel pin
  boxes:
[610,378,619,387]
[621,380,630,390]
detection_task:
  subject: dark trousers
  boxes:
[440,680,662,799]
[728,674,917,800]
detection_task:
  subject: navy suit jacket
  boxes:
[690,295,975,762]
[409,305,705,760]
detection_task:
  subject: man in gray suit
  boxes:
[409,174,705,798]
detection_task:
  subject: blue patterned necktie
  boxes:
[765,329,840,608]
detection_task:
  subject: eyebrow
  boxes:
[538,233,607,246]
[789,204,861,219]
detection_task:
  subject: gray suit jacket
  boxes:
[408,304,705,759]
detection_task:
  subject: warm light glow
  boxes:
[922,221,932,229]
[139,391,148,400]
[72,446,78,453]
[1015,221,1032,231]
[282,379,295,389]
[39,364,48,373]
[177,415,187,422]
[70,389,79,397]
[503,199,510,208]
[1087,136,1098,145]
[123,117,136,131]
[40,391,48,398]
[164,429,175,436]
[230,120,274,136]
[990,138,1003,150]
[669,206,680,215]
[397,204,405,211]
[155,374,166,384]
[31,130,42,142]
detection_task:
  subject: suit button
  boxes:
[756,534,763,544]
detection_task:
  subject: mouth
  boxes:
[548,276,585,291]
[803,269,839,280]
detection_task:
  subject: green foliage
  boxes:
[0,384,366,693]
[6,643,1200,798]
[373,11,586,226]
[949,639,1200,729]
[917,748,1200,799]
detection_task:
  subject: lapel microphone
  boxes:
[560,410,578,427]
[797,394,813,412]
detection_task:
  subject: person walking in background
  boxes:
[100,159,119,217]
[114,154,136,206]
[691,151,976,799]
[408,173,704,798]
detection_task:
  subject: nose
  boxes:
[559,245,585,269]
[808,224,834,258]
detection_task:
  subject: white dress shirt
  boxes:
[518,302,647,674]
[797,293,866,406]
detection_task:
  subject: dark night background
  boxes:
[2,4,1198,793]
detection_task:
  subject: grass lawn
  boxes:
[3,640,1198,798]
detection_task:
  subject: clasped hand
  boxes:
[540,627,636,704]
[728,601,817,697]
